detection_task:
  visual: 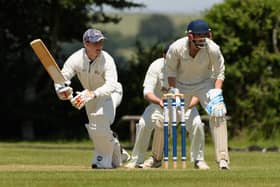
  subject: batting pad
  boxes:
[152,120,164,161]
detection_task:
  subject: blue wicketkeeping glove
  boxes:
[205,88,227,117]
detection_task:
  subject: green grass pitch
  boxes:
[0,141,279,187]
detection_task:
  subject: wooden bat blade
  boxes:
[30,39,66,84]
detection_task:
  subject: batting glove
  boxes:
[55,81,73,100]
[70,89,95,110]
[205,88,227,117]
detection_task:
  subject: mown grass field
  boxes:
[0,141,279,187]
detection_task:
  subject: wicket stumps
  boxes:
[163,93,187,169]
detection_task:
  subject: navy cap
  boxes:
[83,29,106,43]
[186,20,211,34]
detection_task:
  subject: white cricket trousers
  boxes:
[85,90,123,168]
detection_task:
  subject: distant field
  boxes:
[0,141,279,187]
[91,13,202,59]
[93,13,201,37]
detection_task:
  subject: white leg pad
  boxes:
[209,117,229,162]
[85,114,115,168]
[152,120,164,161]
[112,137,122,167]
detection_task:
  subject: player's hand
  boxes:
[205,88,227,117]
[168,87,181,108]
[70,89,95,110]
[168,87,179,95]
[55,81,73,100]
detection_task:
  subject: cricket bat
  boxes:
[30,39,66,85]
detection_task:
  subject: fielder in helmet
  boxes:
[165,19,230,170]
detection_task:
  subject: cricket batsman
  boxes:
[54,28,130,169]
[166,19,230,169]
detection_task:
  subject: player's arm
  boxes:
[215,79,223,89]
[211,47,225,89]
[206,48,226,117]
[188,96,199,108]
[165,44,178,89]
[144,92,163,108]
[143,60,164,107]
[54,57,77,100]
[92,56,119,97]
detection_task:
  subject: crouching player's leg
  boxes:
[143,119,163,168]
[143,107,164,168]
[125,105,154,168]
[209,117,229,169]
[205,88,230,170]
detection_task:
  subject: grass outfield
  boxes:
[0,141,279,187]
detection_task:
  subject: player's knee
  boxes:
[196,122,204,129]
[86,120,110,132]
[210,116,227,126]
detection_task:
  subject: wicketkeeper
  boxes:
[54,28,130,169]
[166,19,230,169]
[125,45,209,169]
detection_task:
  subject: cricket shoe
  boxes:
[143,156,162,168]
[219,159,230,170]
[124,159,143,169]
[121,148,131,163]
[91,164,109,169]
[194,160,210,170]
[124,161,137,168]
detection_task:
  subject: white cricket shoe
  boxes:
[143,156,162,168]
[194,160,210,170]
[219,159,230,170]
[124,159,143,168]
[124,161,137,168]
[121,148,131,163]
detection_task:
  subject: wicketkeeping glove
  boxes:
[70,89,95,110]
[54,81,73,100]
[205,88,227,117]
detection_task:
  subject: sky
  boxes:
[105,0,224,14]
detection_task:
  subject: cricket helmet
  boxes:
[186,19,211,34]
[186,19,212,48]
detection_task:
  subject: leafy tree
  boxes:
[137,14,175,44]
[205,0,280,139]
[119,41,166,113]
